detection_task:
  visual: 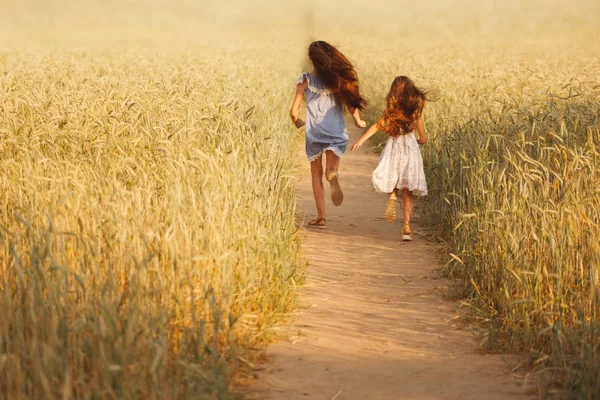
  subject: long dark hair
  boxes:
[308,41,367,111]
[378,76,427,137]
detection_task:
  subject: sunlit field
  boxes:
[362,47,600,395]
[1,0,599,398]
[0,52,304,398]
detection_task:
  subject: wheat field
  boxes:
[0,51,304,398]
[1,0,599,398]
[362,47,600,396]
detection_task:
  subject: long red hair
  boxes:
[308,41,367,111]
[378,76,427,137]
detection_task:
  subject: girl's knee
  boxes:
[311,165,324,177]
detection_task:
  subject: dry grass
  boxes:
[363,48,600,396]
[0,52,302,399]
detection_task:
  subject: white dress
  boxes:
[371,132,428,196]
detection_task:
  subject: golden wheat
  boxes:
[362,47,600,396]
[0,52,302,399]
[1,0,599,398]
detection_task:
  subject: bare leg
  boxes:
[385,188,399,223]
[402,188,414,227]
[324,150,340,178]
[310,156,326,219]
[324,150,344,206]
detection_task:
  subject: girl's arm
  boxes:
[416,116,427,145]
[290,80,308,129]
[350,120,382,152]
[350,108,367,129]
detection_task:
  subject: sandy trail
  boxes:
[252,124,530,400]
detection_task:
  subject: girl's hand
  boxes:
[290,79,308,129]
[351,120,381,153]
[416,117,427,145]
[350,107,366,128]
[355,119,367,129]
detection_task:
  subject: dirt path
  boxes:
[252,124,530,400]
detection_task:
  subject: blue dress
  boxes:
[297,72,349,162]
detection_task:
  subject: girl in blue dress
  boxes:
[289,41,367,229]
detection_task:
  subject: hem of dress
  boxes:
[323,146,345,158]
[307,147,345,162]
[307,153,321,162]
[373,184,428,197]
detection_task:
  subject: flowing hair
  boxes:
[308,41,367,111]
[378,76,428,137]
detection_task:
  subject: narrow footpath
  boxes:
[253,124,530,400]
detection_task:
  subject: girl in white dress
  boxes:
[351,76,428,241]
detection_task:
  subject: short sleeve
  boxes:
[297,72,310,86]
